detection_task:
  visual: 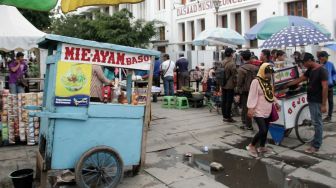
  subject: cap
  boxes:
[317,51,330,58]
[302,52,315,62]
[224,48,236,57]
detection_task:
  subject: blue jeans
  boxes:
[9,83,25,94]
[309,102,323,149]
[163,76,174,96]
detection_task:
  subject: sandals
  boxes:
[305,147,319,154]
[246,145,258,158]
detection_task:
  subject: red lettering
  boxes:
[74,48,81,60]
[288,108,293,114]
[132,57,138,64]
[138,56,143,63]
[81,48,91,61]
[144,56,150,62]
[297,98,301,105]
[107,52,115,64]
[116,53,125,65]
[64,47,75,60]
[126,58,132,65]
[302,97,306,103]
[292,101,296,108]
[100,50,109,63]
[92,50,101,62]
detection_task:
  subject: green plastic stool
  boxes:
[175,97,189,109]
[162,96,175,108]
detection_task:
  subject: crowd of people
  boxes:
[157,48,336,156]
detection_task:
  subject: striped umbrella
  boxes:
[245,16,331,40]
[260,26,333,49]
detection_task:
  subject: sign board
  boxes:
[177,0,248,16]
[55,61,92,106]
[61,44,152,70]
[274,66,299,85]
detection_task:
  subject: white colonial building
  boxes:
[78,0,336,67]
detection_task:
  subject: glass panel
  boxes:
[222,15,228,28]
[235,13,242,34]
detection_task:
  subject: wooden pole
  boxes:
[140,56,154,167]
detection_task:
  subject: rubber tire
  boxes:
[75,146,124,188]
[295,104,313,144]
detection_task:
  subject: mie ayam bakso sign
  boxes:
[177,0,248,16]
[61,44,152,70]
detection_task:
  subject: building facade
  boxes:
[80,0,336,67]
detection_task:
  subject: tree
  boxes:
[19,9,51,31]
[50,9,158,48]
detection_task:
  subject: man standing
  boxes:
[161,54,176,96]
[237,50,259,130]
[9,52,28,94]
[152,56,161,102]
[221,48,237,122]
[284,53,328,153]
[175,53,189,90]
[318,51,336,122]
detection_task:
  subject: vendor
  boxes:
[9,52,28,94]
[90,65,114,102]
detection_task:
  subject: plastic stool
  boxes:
[175,97,189,109]
[162,96,175,108]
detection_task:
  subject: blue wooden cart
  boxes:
[29,34,160,188]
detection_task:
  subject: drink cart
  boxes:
[26,34,160,188]
[269,66,314,145]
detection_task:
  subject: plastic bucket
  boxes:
[9,169,34,188]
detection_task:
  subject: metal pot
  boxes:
[192,93,204,100]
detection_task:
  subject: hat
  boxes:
[317,51,330,58]
[224,48,236,57]
[302,52,315,62]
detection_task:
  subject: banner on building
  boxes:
[55,61,92,106]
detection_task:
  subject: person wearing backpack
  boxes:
[236,50,259,130]
[221,48,238,123]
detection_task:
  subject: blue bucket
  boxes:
[269,124,286,145]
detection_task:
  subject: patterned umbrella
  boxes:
[260,26,333,49]
[245,16,331,40]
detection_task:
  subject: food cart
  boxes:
[269,65,314,145]
[26,34,160,187]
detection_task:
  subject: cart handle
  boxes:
[29,111,88,121]
[23,105,43,111]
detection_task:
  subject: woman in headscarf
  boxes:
[246,63,280,157]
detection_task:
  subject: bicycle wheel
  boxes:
[295,104,314,143]
[75,146,124,188]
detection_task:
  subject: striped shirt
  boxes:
[90,65,111,101]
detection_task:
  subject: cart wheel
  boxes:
[75,146,123,188]
[284,128,293,137]
[295,104,314,143]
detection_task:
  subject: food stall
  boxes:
[269,65,314,145]
[27,34,160,187]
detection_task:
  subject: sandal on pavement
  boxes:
[257,147,274,154]
[246,145,258,158]
[305,147,319,154]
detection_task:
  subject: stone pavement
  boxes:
[0,101,336,188]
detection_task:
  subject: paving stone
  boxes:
[274,150,322,168]
[280,137,304,148]
[170,175,228,188]
[221,134,248,146]
[190,126,231,142]
[309,161,336,180]
[146,131,172,152]
[118,174,167,188]
[225,148,253,159]
[288,168,336,187]
[145,163,204,185]
[295,137,336,161]
[172,144,203,155]
[0,149,27,161]
[164,132,198,147]
[192,139,234,151]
